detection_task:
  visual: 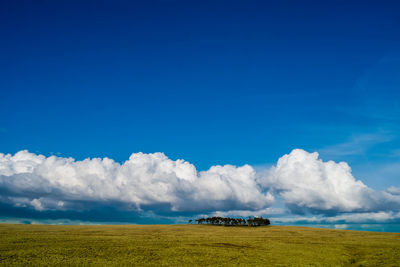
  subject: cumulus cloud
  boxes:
[1,149,400,223]
[0,150,274,214]
[261,149,400,214]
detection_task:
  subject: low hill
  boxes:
[0,224,399,266]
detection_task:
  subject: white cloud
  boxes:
[387,186,400,195]
[271,211,400,224]
[1,149,399,221]
[30,199,44,211]
[210,207,285,218]
[324,211,400,223]
[262,149,400,213]
[0,150,274,213]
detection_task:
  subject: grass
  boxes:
[0,224,399,266]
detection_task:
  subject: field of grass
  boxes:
[0,224,399,266]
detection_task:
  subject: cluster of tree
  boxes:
[188,216,270,227]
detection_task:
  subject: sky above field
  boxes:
[1,1,400,227]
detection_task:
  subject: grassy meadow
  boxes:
[0,224,399,266]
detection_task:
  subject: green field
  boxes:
[0,224,399,266]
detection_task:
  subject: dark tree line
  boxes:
[190,216,270,227]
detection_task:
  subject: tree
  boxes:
[192,216,270,227]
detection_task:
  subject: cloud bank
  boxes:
[0,150,273,214]
[0,149,399,223]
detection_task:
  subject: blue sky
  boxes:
[1,1,400,228]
